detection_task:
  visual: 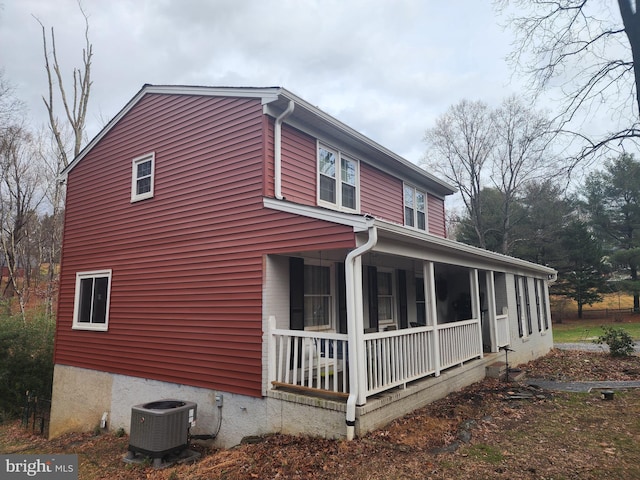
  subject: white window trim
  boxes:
[131,152,155,202]
[516,276,528,339]
[377,268,396,326]
[72,269,113,331]
[304,260,336,332]
[316,142,360,213]
[403,183,428,231]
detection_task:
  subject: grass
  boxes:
[553,321,640,343]
[553,316,640,343]
[462,443,504,464]
[551,293,640,343]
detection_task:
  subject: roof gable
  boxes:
[62,85,455,197]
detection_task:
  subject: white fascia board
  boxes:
[263,197,556,279]
[263,197,373,232]
[372,218,557,278]
[143,85,282,102]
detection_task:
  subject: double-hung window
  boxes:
[72,270,112,331]
[131,152,155,202]
[318,144,359,212]
[404,184,427,231]
[304,264,333,330]
[377,270,395,325]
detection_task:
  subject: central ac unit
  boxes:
[126,399,197,467]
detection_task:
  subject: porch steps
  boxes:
[485,361,525,382]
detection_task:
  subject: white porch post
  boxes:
[470,269,484,359]
[424,261,440,376]
[485,271,499,353]
[267,316,277,389]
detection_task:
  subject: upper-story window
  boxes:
[131,152,155,202]
[318,144,359,212]
[404,184,427,231]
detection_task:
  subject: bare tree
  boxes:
[498,0,640,165]
[35,1,92,166]
[0,125,46,318]
[424,100,495,249]
[425,97,556,254]
[34,2,93,317]
[0,71,24,135]
[490,95,556,253]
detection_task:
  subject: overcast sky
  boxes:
[1,0,530,165]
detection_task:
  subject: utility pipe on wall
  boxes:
[274,100,295,200]
[345,225,377,441]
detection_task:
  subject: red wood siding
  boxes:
[280,124,317,205]
[56,93,356,398]
[360,163,404,224]
[428,194,446,237]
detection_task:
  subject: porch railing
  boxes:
[438,319,483,371]
[269,316,484,401]
[496,314,510,347]
[269,325,349,396]
[364,327,436,396]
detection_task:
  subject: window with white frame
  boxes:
[415,277,426,326]
[404,184,427,231]
[377,270,395,324]
[72,270,112,331]
[318,144,359,212]
[304,264,333,329]
[131,153,155,202]
[514,275,527,338]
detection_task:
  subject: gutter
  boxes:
[345,225,377,441]
[274,100,295,199]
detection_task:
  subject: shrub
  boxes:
[595,326,635,357]
[0,313,55,420]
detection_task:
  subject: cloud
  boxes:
[1,0,526,163]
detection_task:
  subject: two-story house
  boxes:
[49,85,555,447]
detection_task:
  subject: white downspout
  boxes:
[274,100,295,200]
[345,225,377,441]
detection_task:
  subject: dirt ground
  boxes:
[3,348,640,479]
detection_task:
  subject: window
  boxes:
[534,280,543,332]
[72,270,112,331]
[415,277,426,326]
[131,153,155,202]
[514,275,523,338]
[524,277,533,335]
[304,265,333,329]
[404,184,427,230]
[377,270,395,324]
[318,144,359,212]
[538,279,550,331]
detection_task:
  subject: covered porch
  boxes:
[267,226,518,393]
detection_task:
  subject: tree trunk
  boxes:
[618,0,640,120]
